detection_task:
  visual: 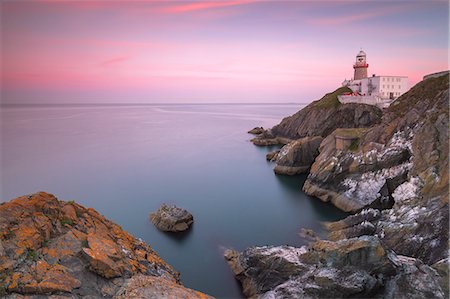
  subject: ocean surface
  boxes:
[0,104,347,298]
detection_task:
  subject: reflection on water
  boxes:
[0,104,347,298]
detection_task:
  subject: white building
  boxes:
[339,50,409,108]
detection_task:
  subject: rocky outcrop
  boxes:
[225,235,445,298]
[273,136,323,175]
[0,192,211,298]
[248,127,265,135]
[150,204,194,232]
[304,74,449,264]
[250,130,292,146]
[271,86,382,139]
[265,151,279,161]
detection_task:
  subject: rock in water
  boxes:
[0,192,211,298]
[273,136,323,175]
[266,150,279,161]
[150,204,194,232]
[248,127,265,135]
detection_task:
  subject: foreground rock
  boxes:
[225,236,445,298]
[273,136,323,175]
[150,204,194,232]
[0,192,211,298]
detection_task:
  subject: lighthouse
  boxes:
[353,50,368,80]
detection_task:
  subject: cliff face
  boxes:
[225,236,445,299]
[303,74,449,264]
[233,73,449,298]
[271,86,382,139]
[0,192,212,298]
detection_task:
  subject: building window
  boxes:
[382,85,385,88]
[398,85,401,89]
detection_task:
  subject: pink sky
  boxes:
[1,0,448,103]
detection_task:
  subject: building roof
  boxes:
[357,50,366,56]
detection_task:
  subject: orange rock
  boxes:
[115,275,213,299]
[82,234,127,278]
[61,204,78,222]
[0,192,209,297]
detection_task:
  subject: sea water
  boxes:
[0,104,347,298]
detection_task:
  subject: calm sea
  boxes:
[0,104,347,298]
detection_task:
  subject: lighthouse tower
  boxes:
[353,50,368,80]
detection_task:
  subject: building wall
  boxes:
[357,76,407,99]
[378,76,408,99]
[337,94,392,108]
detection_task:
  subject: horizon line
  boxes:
[1,102,310,106]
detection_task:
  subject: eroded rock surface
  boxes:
[0,192,211,298]
[150,204,194,232]
[225,236,445,299]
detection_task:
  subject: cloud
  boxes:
[161,0,254,13]
[99,56,130,67]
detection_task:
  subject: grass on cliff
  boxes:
[389,73,449,117]
[313,86,352,109]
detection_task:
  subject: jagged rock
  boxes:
[265,151,279,161]
[150,204,194,232]
[274,136,323,175]
[225,236,445,299]
[0,192,211,298]
[82,234,127,278]
[248,127,265,135]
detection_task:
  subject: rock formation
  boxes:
[273,136,323,175]
[250,86,381,146]
[233,73,449,298]
[0,192,211,298]
[248,127,265,135]
[225,236,445,299]
[303,74,449,266]
[150,204,194,232]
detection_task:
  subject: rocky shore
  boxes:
[235,73,449,298]
[0,192,212,298]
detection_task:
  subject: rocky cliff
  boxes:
[225,236,446,299]
[234,73,449,298]
[0,192,212,298]
[304,73,449,264]
[270,86,382,139]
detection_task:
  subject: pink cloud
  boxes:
[161,0,254,13]
[99,56,130,67]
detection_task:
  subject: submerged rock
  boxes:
[0,192,210,298]
[150,204,194,232]
[225,236,445,299]
[273,136,323,175]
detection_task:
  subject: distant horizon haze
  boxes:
[1,0,448,104]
